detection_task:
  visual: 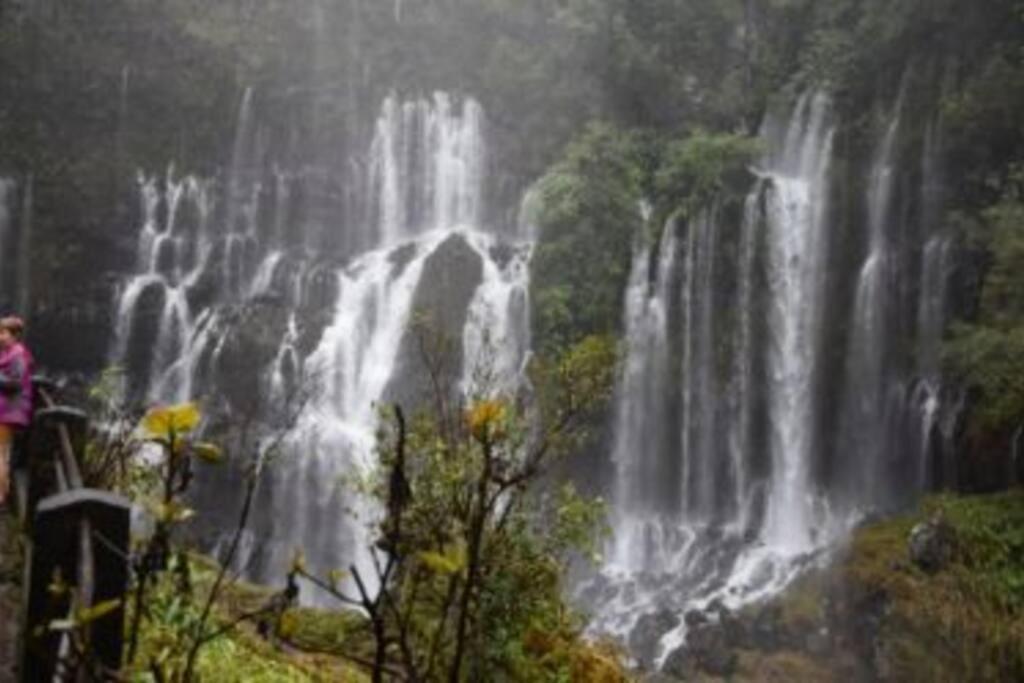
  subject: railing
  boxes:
[12,377,131,682]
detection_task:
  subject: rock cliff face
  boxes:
[0,513,21,683]
[637,490,1024,683]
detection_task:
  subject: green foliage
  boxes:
[531,122,756,355]
[129,555,363,682]
[945,185,1024,435]
[943,56,1024,201]
[295,335,623,682]
[945,324,1024,434]
[978,187,1024,323]
[531,124,645,353]
[654,130,760,217]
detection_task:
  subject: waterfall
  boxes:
[726,183,761,533]
[609,217,680,573]
[460,231,533,398]
[112,173,213,402]
[680,207,720,520]
[110,91,533,599]
[367,93,485,247]
[761,92,834,551]
[911,121,953,491]
[592,86,959,666]
[592,92,847,660]
[837,96,903,505]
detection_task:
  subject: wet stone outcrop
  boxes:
[628,609,680,670]
[907,512,954,573]
[385,233,483,410]
[662,620,738,679]
[205,297,290,416]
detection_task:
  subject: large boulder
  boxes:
[908,512,954,574]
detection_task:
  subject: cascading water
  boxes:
[111,90,533,597]
[836,96,904,505]
[590,91,930,664]
[609,213,680,571]
[591,85,962,667]
[760,92,835,550]
[911,121,955,490]
[111,174,213,403]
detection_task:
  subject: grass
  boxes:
[841,489,1024,682]
[128,553,370,682]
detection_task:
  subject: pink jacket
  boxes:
[0,342,33,427]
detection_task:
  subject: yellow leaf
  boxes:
[47,568,68,597]
[141,402,201,438]
[291,550,306,574]
[277,610,299,639]
[77,599,121,625]
[148,500,196,524]
[418,542,467,575]
[328,568,347,589]
[466,399,507,442]
[192,441,224,464]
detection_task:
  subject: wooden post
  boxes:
[33,406,87,491]
[20,490,131,682]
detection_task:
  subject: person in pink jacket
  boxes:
[0,316,32,509]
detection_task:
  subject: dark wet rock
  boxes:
[908,512,954,573]
[640,674,682,683]
[805,627,831,656]
[719,605,748,647]
[122,281,167,401]
[384,233,483,409]
[684,608,708,628]
[487,241,518,269]
[661,645,696,680]
[662,623,738,679]
[689,624,739,676]
[750,603,783,650]
[388,242,418,274]
[213,298,289,415]
[576,573,619,606]
[628,610,680,669]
